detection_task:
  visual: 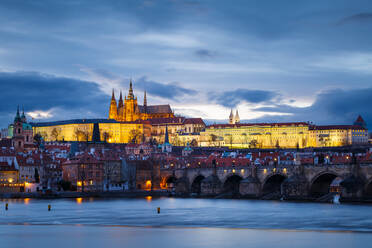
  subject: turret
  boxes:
[229,109,234,124]
[108,89,118,120]
[235,109,240,124]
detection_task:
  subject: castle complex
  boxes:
[5,80,368,149]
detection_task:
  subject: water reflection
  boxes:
[0,198,372,232]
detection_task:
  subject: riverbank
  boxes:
[1,190,372,204]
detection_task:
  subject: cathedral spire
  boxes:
[128,79,134,99]
[111,89,115,100]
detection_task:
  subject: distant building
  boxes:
[9,106,34,152]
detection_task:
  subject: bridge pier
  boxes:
[200,175,222,196]
[239,176,260,197]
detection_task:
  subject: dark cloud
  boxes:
[337,13,372,25]
[131,76,197,100]
[211,89,279,108]
[194,49,216,58]
[0,71,108,126]
[253,88,372,128]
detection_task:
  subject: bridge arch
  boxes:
[191,175,205,195]
[309,172,339,198]
[164,175,178,190]
[223,174,243,195]
[261,173,287,195]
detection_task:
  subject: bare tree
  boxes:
[51,127,61,141]
[129,129,141,144]
[102,131,112,143]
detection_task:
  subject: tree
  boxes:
[74,128,84,141]
[190,139,198,147]
[102,131,112,143]
[51,127,61,141]
[129,129,141,144]
[249,139,258,149]
[81,130,91,142]
[34,133,43,147]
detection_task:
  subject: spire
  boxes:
[144,91,147,106]
[111,89,115,100]
[229,109,234,124]
[14,105,21,122]
[117,90,124,120]
[128,79,134,99]
[21,106,26,122]
[235,109,240,124]
[108,89,118,120]
[164,124,169,144]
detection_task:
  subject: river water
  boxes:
[1,197,372,247]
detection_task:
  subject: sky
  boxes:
[0,0,372,128]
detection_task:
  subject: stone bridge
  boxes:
[159,164,372,199]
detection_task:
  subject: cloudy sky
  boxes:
[0,0,371,128]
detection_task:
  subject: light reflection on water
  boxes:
[0,197,372,232]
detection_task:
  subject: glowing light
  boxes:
[24,198,30,205]
[8,178,13,183]
[264,169,267,174]
[241,169,245,174]
[145,180,152,189]
[232,169,236,173]
[273,168,276,173]
[77,181,82,187]
[146,196,152,202]
[89,180,93,185]
[76,197,83,204]
[283,168,287,174]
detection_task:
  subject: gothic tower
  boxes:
[124,79,139,122]
[229,109,234,124]
[13,106,24,151]
[108,89,118,120]
[117,90,124,121]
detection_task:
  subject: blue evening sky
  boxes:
[0,0,371,127]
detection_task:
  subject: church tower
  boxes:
[124,79,139,122]
[108,89,118,120]
[117,90,124,121]
[229,109,234,124]
[235,109,240,124]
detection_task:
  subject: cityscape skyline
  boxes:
[0,0,371,128]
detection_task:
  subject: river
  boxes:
[1,197,372,247]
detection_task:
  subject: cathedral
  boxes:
[109,80,174,122]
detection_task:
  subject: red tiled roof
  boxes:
[183,118,205,125]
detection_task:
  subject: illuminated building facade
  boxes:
[186,114,368,149]
[32,119,151,144]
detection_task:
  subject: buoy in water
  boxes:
[5,203,8,211]
[157,207,160,214]
[48,204,51,211]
